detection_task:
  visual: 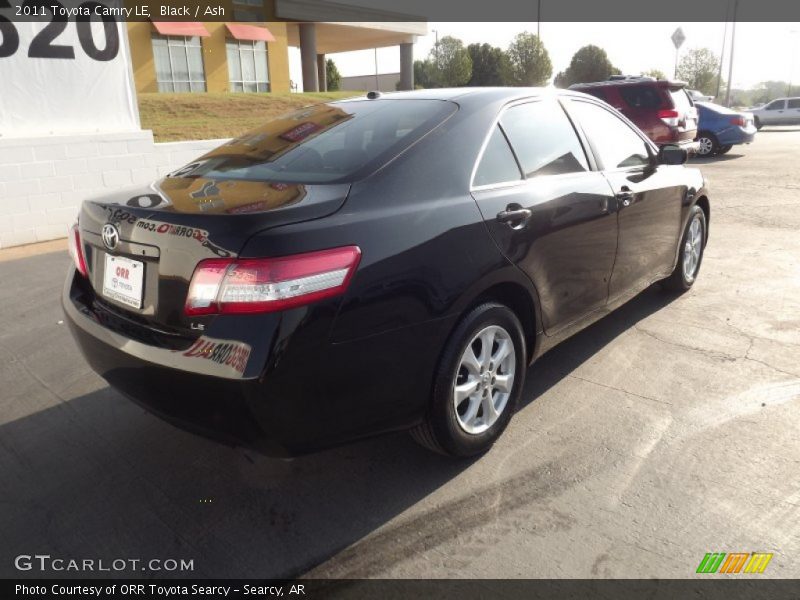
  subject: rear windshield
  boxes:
[618,85,664,109]
[169,99,456,184]
[669,88,693,112]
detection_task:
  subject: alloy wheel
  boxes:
[453,325,516,435]
[697,136,714,156]
[682,215,704,283]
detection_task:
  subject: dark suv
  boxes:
[570,77,700,152]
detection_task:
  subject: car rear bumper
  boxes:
[63,267,446,456]
[718,127,756,146]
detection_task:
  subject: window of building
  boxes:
[152,35,206,93]
[227,39,270,93]
[500,101,589,178]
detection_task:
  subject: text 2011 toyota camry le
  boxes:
[63,88,710,457]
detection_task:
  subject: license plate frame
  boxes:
[102,254,145,309]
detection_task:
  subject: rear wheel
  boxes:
[411,302,526,457]
[696,132,719,156]
[718,145,733,154]
[663,205,707,292]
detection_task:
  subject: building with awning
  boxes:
[126,1,426,94]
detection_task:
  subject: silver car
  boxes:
[749,97,800,129]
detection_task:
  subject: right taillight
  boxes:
[185,246,362,316]
[68,223,88,278]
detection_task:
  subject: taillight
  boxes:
[185,246,362,316]
[67,223,88,278]
[730,116,746,127]
[657,109,680,127]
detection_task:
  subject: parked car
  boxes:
[688,89,714,102]
[694,101,757,156]
[749,97,800,129]
[63,88,710,458]
[569,78,700,152]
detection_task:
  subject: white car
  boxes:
[688,89,714,102]
[749,97,800,129]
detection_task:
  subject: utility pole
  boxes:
[789,30,799,96]
[716,2,730,100]
[537,0,541,38]
[724,0,738,107]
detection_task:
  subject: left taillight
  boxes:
[68,223,88,278]
[185,245,362,316]
[730,116,746,127]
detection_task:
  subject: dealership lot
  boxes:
[1,129,799,579]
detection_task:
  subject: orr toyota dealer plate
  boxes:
[102,255,144,309]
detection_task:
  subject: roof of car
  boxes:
[569,78,688,89]
[337,87,589,106]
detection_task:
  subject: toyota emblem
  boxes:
[101,223,120,250]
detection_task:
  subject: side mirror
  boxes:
[658,144,688,165]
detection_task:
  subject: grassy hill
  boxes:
[138,91,361,142]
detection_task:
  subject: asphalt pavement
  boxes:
[1,129,799,579]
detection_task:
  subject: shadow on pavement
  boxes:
[0,277,677,579]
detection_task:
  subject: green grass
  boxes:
[139,91,361,142]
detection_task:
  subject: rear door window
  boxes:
[499,101,589,178]
[473,125,523,187]
[766,100,786,110]
[787,99,800,109]
[171,99,456,184]
[619,85,664,109]
[569,100,651,170]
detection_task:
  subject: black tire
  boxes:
[663,205,707,292]
[754,117,762,130]
[411,302,527,457]
[718,145,733,154]
[696,132,719,156]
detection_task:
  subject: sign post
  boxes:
[671,27,686,79]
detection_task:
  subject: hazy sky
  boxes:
[289,22,800,91]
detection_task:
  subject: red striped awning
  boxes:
[225,23,276,42]
[152,22,210,38]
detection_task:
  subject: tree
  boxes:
[413,60,435,88]
[428,35,472,87]
[325,58,341,91]
[676,47,720,95]
[643,68,666,80]
[466,43,512,86]
[561,45,616,86]
[506,32,552,86]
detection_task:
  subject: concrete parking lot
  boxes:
[1,129,799,579]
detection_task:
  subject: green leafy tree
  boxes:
[676,48,720,95]
[429,35,472,87]
[466,43,512,86]
[562,45,616,86]
[507,32,552,86]
[325,58,341,91]
[643,68,666,80]
[413,60,434,88]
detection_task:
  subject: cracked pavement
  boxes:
[1,129,799,579]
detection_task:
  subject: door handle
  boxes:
[616,188,634,208]
[497,206,532,229]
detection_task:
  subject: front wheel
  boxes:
[663,205,707,292]
[411,302,526,457]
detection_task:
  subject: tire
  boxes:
[754,117,762,130]
[663,205,707,292]
[718,145,733,154]
[411,302,527,457]
[696,132,719,156]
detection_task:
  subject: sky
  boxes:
[289,22,800,91]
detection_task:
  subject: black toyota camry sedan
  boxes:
[64,88,709,457]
